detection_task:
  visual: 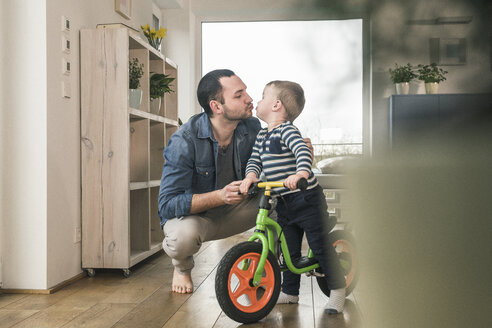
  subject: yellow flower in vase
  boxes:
[156,28,167,39]
[141,25,167,51]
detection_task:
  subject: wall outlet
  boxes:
[62,80,71,98]
[74,227,81,243]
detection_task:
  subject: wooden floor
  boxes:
[0,231,362,328]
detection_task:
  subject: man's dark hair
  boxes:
[197,69,235,116]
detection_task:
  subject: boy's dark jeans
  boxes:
[276,185,346,296]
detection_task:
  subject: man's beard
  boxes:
[222,104,251,121]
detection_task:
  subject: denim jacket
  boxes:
[158,112,261,226]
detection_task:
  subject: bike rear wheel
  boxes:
[215,241,281,324]
[316,230,359,297]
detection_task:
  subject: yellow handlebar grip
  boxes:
[257,181,284,189]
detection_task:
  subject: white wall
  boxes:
[1,0,158,290]
[44,0,157,289]
[0,0,48,289]
[44,0,155,290]
[161,0,197,122]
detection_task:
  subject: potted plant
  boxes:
[129,58,144,109]
[417,63,448,94]
[141,24,167,51]
[388,63,416,95]
[149,73,175,115]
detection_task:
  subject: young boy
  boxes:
[239,81,346,314]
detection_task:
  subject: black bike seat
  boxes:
[280,256,318,270]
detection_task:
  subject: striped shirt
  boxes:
[245,121,318,195]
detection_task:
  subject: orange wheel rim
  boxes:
[227,252,275,313]
[333,239,356,288]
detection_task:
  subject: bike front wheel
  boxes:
[215,241,281,324]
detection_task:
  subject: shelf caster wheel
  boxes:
[87,269,96,277]
[123,269,131,278]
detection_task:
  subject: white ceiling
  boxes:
[153,0,183,9]
[153,0,328,12]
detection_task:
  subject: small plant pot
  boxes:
[395,82,410,95]
[425,82,439,94]
[129,89,143,109]
[150,97,162,115]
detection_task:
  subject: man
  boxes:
[158,69,261,293]
[158,69,312,294]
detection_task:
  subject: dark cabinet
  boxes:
[389,94,492,150]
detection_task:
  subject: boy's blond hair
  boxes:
[267,80,305,121]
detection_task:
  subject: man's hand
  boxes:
[303,137,314,160]
[239,174,259,195]
[190,180,246,214]
[218,181,246,205]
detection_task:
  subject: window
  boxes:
[202,20,363,170]
[152,14,159,30]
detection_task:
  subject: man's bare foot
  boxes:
[172,269,194,294]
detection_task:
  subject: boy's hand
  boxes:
[284,171,309,190]
[239,175,258,194]
[284,174,301,190]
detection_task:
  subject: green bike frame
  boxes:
[247,207,320,286]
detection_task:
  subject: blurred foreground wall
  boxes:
[350,126,492,327]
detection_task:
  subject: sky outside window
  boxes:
[202,20,363,159]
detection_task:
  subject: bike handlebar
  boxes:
[243,178,308,195]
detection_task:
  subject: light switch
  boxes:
[62,36,71,54]
[61,16,70,32]
[62,58,71,75]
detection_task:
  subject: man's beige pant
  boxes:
[161,196,261,273]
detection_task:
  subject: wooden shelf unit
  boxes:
[81,28,179,275]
